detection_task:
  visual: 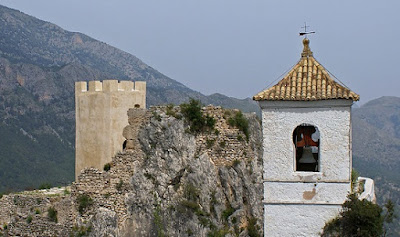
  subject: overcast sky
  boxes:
[1,0,399,104]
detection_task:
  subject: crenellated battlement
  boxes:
[75,80,146,93]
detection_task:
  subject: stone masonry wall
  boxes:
[0,187,76,236]
[197,106,257,166]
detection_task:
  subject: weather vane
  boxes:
[299,22,315,38]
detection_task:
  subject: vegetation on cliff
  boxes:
[322,193,395,237]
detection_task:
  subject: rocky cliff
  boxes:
[0,105,263,237]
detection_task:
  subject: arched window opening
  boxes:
[134,104,141,108]
[293,124,320,172]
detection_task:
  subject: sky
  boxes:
[0,0,399,104]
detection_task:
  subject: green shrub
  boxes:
[166,104,174,115]
[223,110,231,118]
[26,215,33,224]
[180,99,215,133]
[103,193,111,199]
[207,227,229,237]
[47,207,58,222]
[232,159,241,167]
[227,111,249,140]
[206,139,215,149]
[232,216,237,224]
[180,199,200,211]
[77,194,93,214]
[221,203,235,222]
[153,204,166,237]
[35,208,41,214]
[322,193,384,237]
[199,216,211,227]
[166,104,182,119]
[247,217,261,237]
[103,163,111,171]
[39,183,52,190]
[183,183,200,202]
[187,228,194,236]
[210,190,218,216]
[144,172,159,186]
[351,169,359,192]
[178,183,206,217]
[71,225,92,237]
[116,179,124,192]
[152,111,161,122]
[205,115,216,128]
[219,141,226,148]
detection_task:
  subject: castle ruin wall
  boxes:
[75,80,146,180]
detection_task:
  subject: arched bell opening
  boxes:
[293,124,320,172]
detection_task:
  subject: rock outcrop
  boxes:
[0,105,263,236]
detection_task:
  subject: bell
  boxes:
[298,147,316,164]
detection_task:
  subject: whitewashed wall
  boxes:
[264,204,341,237]
[259,99,353,237]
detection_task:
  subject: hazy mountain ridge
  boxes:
[0,5,259,108]
[352,96,400,233]
[353,96,400,187]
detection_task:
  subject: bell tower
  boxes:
[253,39,359,236]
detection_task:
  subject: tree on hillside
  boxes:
[321,193,396,237]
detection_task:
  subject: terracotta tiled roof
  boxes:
[253,38,359,101]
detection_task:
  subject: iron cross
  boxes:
[299,22,315,37]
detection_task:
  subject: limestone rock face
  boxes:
[90,207,118,237]
[0,106,263,237]
[119,106,263,236]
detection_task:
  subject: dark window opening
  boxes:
[123,140,127,150]
[134,104,140,108]
[293,124,320,172]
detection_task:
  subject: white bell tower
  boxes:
[253,38,359,236]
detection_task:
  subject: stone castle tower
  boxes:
[75,80,146,180]
[253,38,360,236]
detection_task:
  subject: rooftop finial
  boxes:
[301,38,313,57]
[299,22,315,57]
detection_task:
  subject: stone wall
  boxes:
[197,106,257,166]
[0,187,75,236]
